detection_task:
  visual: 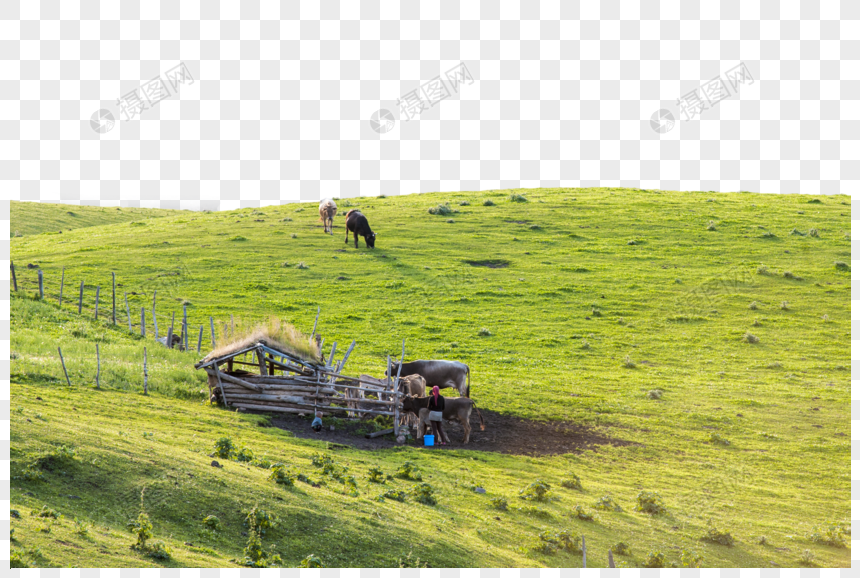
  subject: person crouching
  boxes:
[311,411,323,432]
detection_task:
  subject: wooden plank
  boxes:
[94,285,100,319]
[233,401,395,417]
[231,404,329,416]
[327,342,337,367]
[257,347,268,376]
[140,307,146,337]
[216,369,263,392]
[183,304,188,351]
[78,280,84,314]
[10,261,17,292]
[336,340,356,373]
[210,316,216,348]
[393,338,405,436]
[166,326,173,350]
[125,292,132,331]
[211,368,227,406]
[58,347,71,386]
[197,326,203,354]
[365,428,394,439]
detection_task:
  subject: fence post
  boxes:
[166,326,173,349]
[143,347,148,395]
[95,344,100,389]
[94,286,100,319]
[10,261,17,292]
[58,347,71,386]
[78,281,84,314]
[393,339,405,437]
[230,313,234,338]
[152,290,158,339]
[608,550,615,568]
[197,326,203,354]
[112,272,116,325]
[59,267,65,306]
[140,307,145,337]
[125,292,132,332]
[210,316,216,348]
[311,306,320,337]
[582,535,586,568]
[37,269,43,299]
[183,304,188,352]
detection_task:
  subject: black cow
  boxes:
[344,209,376,249]
[386,359,470,397]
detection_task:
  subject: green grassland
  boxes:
[10,201,184,237]
[9,188,852,568]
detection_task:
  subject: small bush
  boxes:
[244,506,277,536]
[702,526,735,546]
[202,515,220,530]
[822,314,829,322]
[643,550,666,568]
[742,331,759,344]
[800,549,815,566]
[757,265,769,275]
[809,228,819,237]
[520,480,551,502]
[236,447,255,463]
[809,521,849,547]
[291,233,298,238]
[35,505,60,519]
[269,464,296,486]
[753,318,762,327]
[213,437,235,459]
[610,542,631,555]
[626,239,638,245]
[240,528,282,568]
[790,227,805,236]
[573,505,595,521]
[834,261,850,271]
[595,495,623,512]
[680,549,703,568]
[748,301,758,310]
[560,474,583,491]
[634,491,666,515]
[398,551,429,568]
[296,262,309,269]
[508,194,528,203]
[491,497,508,511]
[428,202,458,216]
[483,199,495,206]
[478,327,491,336]
[127,512,153,550]
[707,432,731,445]
[536,529,582,554]
[367,466,385,484]
[147,540,173,561]
[446,219,455,223]
[623,355,637,368]
[10,550,28,568]
[229,236,247,242]
[756,535,768,545]
[780,301,789,310]
[760,231,777,238]
[580,340,590,350]
[646,389,663,400]
[706,220,717,231]
[74,517,91,537]
[411,483,437,505]
[381,489,406,502]
[783,271,801,280]
[299,554,324,568]
[459,200,470,206]
[395,461,422,481]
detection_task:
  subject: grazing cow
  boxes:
[387,360,471,397]
[318,198,337,234]
[344,209,376,249]
[396,374,426,429]
[401,395,485,444]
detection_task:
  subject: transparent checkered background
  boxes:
[1,0,857,572]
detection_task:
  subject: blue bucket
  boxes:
[424,434,435,447]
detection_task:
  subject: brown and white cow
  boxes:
[401,395,485,444]
[318,198,337,234]
[387,360,471,397]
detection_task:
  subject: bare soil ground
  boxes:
[261,409,637,456]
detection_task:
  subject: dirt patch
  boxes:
[261,409,636,456]
[464,259,510,269]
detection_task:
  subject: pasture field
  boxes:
[9,188,852,568]
[10,201,184,237]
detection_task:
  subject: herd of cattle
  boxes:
[319,200,482,444]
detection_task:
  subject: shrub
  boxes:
[702,526,735,546]
[742,331,759,344]
[229,236,247,242]
[790,227,805,236]
[643,550,666,568]
[809,521,849,547]
[809,228,819,237]
[707,432,731,445]
[706,220,717,231]
[213,437,235,459]
[398,551,429,568]
[269,464,296,486]
[536,529,582,554]
[834,261,850,271]
[757,265,769,274]
[202,515,220,530]
[748,301,758,310]
[573,505,595,521]
[760,231,777,238]
[800,549,815,566]
[634,491,666,515]
[610,542,631,555]
[381,489,406,502]
[74,517,91,537]
[780,300,789,310]
[756,535,768,545]
[520,480,551,502]
[595,495,623,512]
[623,355,637,368]
[395,461,422,481]
[428,203,458,216]
[483,199,495,206]
[296,262,309,269]
[478,327,491,336]
[10,550,28,568]
[446,219,455,223]
[240,528,282,568]
[236,447,255,463]
[367,467,385,484]
[244,506,277,536]
[646,389,662,400]
[508,194,528,202]
[560,474,583,490]
[491,497,508,511]
[753,318,762,327]
[680,549,703,568]
[783,271,802,280]
[35,505,60,519]
[411,483,437,505]
[342,475,359,497]
[591,306,602,317]
[299,554,324,568]
[147,540,173,561]
[127,512,153,550]
[291,233,298,238]
[459,200,470,206]
[626,239,638,245]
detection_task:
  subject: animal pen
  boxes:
[195,335,410,439]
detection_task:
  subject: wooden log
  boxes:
[37,269,43,299]
[365,428,394,439]
[125,292,132,331]
[215,369,263,392]
[231,404,330,416]
[152,290,158,338]
[94,285,100,319]
[393,338,405,435]
[327,342,337,367]
[257,347,267,376]
[58,347,71,386]
[211,368,227,406]
[166,326,173,349]
[78,280,84,314]
[336,340,356,373]
[210,316,216,348]
[112,272,116,325]
[171,311,175,335]
[58,267,64,306]
[95,344,100,389]
[10,261,17,292]
[608,550,615,569]
[143,347,148,395]
[197,326,203,354]
[582,535,586,568]
[231,401,395,417]
[218,385,339,396]
[311,306,320,337]
[140,307,146,337]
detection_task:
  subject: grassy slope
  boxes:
[10,201,184,237]
[10,189,852,568]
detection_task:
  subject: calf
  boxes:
[401,395,485,444]
[344,209,376,249]
[318,198,337,234]
[397,374,426,429]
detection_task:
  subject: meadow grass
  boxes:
[9,187,851,567]
[10,201,184,237]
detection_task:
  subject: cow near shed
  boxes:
[387,359,471,397]
[402,395,485,444]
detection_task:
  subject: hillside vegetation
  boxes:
[10,201,184,237]
[10,188,852,568]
